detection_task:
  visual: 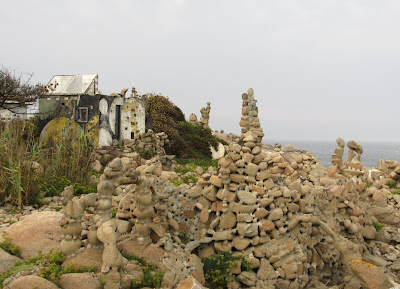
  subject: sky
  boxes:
[1,0,400,143]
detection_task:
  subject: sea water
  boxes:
[264,140,400,169]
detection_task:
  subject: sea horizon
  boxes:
[263,139,400,169]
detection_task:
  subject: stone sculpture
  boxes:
[189,113,198,125]
[60,186,98,255]
[347,140,363,163]
[97,220,125,273]
[331,137,345,167]
[199,102,211,130]
[130,87,138,98]
[131,177,167,244]
[59,186,85,256]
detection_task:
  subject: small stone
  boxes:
[267,208,283,221]
[260,220,275,231]
[210,176,223,188]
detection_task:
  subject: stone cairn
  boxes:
[199,102,211,130]
[124,129,169,157]
[189,113,199,125]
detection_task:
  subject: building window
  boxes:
[77,107,88,122]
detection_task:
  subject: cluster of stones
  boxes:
[124,129,169,157]
[378,159,400,181]
[175,89,398,289]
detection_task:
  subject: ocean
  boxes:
[264,140,400,169]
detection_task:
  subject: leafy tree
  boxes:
[0,66,47,112]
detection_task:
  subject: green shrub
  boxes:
[202,252,249,289]
[131,263,164,289]
[144,94,180,140]
[386,180,398,189]
[139,148,155,160]
[167,122,219,159]
[0,237,21,258]
[38,176,96,197]
[143,94,221,160]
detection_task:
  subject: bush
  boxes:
[144,94,181,139]
[139,148,155,160]
[143,94,221,160]
[386,180,398,189]
[38,176,97,198]
[0,237,21,258]
[167,122,219,159]
[202,252,251,289]
[131,263,164,289]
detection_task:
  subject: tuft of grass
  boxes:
[111,207,118,218]
[0,250,96,288]
[0,237,21,258]
[139,148,155,160]
[131,263,164,289]
[178,230,189,244]
[175,158,218,173]
[373,221,383,232]
[122,253,145,265]
[386,180,398,189]
[168,175,198,187]
[202,252,251,289]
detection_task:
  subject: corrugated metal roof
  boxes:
[47,74,98,95]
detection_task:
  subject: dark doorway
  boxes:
[115,105,121,140]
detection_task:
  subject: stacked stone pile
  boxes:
[378,159,400,181]
[175,89,400,288]
[124,129,169,157]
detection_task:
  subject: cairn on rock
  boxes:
[189,113,199,125]
[124,129,169,157]
[129,177,168,245]
[344,140,364,176]
[59,186,97,256]
[59,186,85,256]
[331,137,345,168]
[97,220,127,289]
[239,88,264,146]
[199,102,211,130]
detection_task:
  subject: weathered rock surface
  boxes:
[8,275,59,289]
[59,273,101,289]
[1,211,63,258]
[0,248,20,273]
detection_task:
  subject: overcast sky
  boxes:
[1,1,400,143]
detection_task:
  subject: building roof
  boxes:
[47,74,98,95]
